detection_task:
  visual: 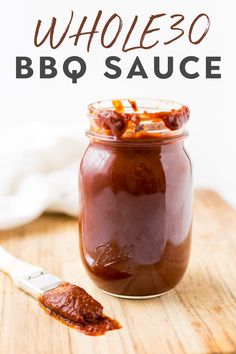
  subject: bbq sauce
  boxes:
[39,282,121,336]
[80,99,193,298]
[90,99,190,138]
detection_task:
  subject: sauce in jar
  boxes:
[79,99,192,298]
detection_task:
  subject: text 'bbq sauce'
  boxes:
[79,99,193,298]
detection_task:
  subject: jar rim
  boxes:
[87,98,190,140]
[86,129,188,146]
[88,98,184,115]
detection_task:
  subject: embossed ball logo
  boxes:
[93,243,134,267]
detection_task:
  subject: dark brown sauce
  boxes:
[80,133,192,297]
[128,100,138,112]
[39,282,121,336]
[93,100,190,138]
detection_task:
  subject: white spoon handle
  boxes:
[0,246,43,286]
[0,246,63,299]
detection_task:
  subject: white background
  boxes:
[0,1,235,207]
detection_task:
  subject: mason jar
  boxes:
[79,99,193,298]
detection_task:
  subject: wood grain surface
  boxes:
[0,190,236,354]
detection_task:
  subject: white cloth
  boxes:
[0,122,87,230]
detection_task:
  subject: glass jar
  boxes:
[79,99,193,298]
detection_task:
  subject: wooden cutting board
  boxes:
[0,190,236,354]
